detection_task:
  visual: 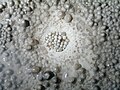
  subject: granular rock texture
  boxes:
[0,0,119,90]
[45,32,70,52]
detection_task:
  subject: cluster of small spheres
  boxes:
[45,32,69,52]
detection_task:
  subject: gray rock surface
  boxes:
[0,0,119,90]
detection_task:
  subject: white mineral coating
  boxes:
[0,0,119,90]
[45,32,69,52]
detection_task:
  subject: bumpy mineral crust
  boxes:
[0,0,119,90]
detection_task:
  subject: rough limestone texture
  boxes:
[0,0,119,90]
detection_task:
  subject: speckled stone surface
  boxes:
[0,0,119,90]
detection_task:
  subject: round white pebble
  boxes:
[57,11,65,19]
[0,4,3,9]
[64,14,73,22]
[58,35,62,40]
[62,35,67,40]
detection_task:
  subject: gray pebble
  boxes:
[21,19,30,27]
[64,13,73,22]
[25,45,33,51]
[74,63,82,70]
[31,66,41,74]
